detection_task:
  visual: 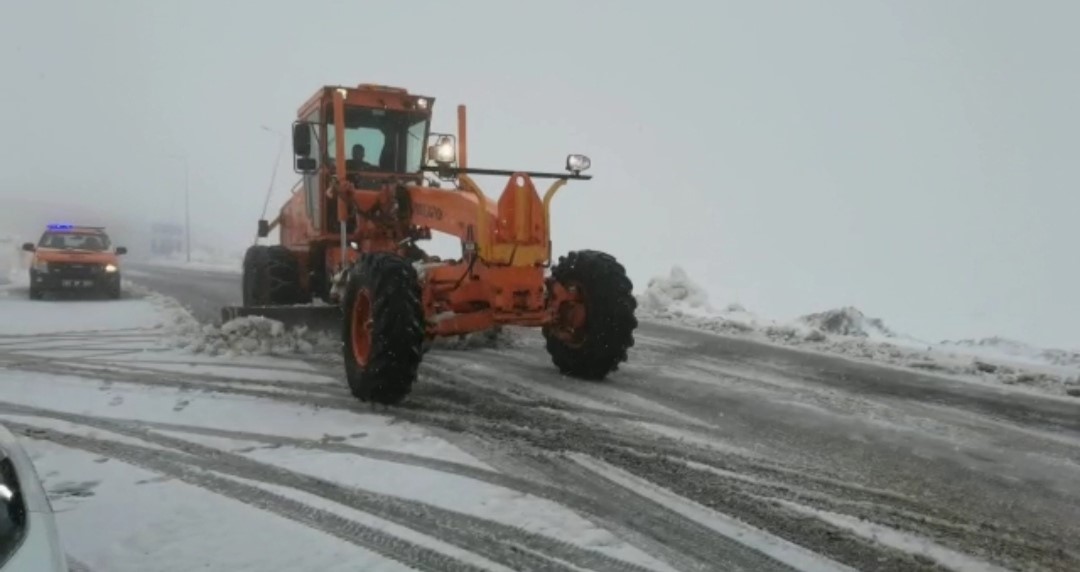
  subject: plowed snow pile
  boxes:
[170,315,340,357]
[134,277,524,358]
[798,306,895,339]
[638,266,714,315]
[637,267,764,336]
[941,336,1080,369]
[125,284,339,357]
[636,266,1080,398]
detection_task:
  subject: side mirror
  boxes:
[21,242,34,252]
[295,157,317,173]
[292,122,312,157]
[115,246,128,255]
[257,219,270,238]
[566,154,591,175]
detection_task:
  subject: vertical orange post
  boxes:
[515,177,528,240]
[333,89,348,224]
[332,88,349,267]
[457,104,468,169]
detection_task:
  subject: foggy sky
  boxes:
[1,0,1077,349]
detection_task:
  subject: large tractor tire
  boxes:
[242,245,308,307]
[543,250,638,380]
[342,252,426,405]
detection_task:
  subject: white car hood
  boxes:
[0,425,69,572]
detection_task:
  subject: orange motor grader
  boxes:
[223,83,637,405]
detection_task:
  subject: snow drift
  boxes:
[636,265,1080,398]
[940,336,1080,369]
[798,306,895,339]
[638,266,714,315]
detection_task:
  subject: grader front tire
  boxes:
[341,252,426,405]
[543,250,638,380]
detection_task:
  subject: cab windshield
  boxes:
[326,106,428,174]
[38,231,111,251]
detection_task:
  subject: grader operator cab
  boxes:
[222,83,637,404]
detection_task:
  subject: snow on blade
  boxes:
[117,282,339,358]
[168,315,340,358]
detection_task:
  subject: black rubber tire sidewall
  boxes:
[543,249,638,380]
[243,245,307,306]
[341,252,426,405]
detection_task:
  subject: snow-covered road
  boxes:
[0,266,1077,571]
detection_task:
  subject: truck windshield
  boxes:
[38,232,111,251]
[326,106,427,174]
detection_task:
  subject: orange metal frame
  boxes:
[276,84,580,338]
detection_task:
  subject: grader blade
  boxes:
[220,305,343,333]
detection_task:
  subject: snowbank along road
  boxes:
[0,263,1075,572]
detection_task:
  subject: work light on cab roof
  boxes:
[225,81,637,407]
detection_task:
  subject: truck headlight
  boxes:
[32,260,48,272]
[104,264,118,273]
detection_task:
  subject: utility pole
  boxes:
[183,155,190,263]
[166,153,191,262]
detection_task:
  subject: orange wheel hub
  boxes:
[553,283,587,347]
[351,288,373,365]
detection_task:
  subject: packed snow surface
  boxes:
[0,278,689,571]
[637,266,1080,398]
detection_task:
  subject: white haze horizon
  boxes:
[1,0,1077,351]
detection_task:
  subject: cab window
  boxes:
[325,106,427,173]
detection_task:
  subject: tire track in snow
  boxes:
[417,360,715,433]
[0,354,674,432]
[372,366,962,572]
[61,415,764,572]
[0,356,348,403]
[424,340,1075,571]
[537,455,809,572]
[0,329,1000,569]
[0,407,662,572]
[8,422,492,572]
[84,356,331,377]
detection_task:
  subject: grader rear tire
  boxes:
[342,252,426,405]
[242,245,308,307]
[543,250,638,380]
